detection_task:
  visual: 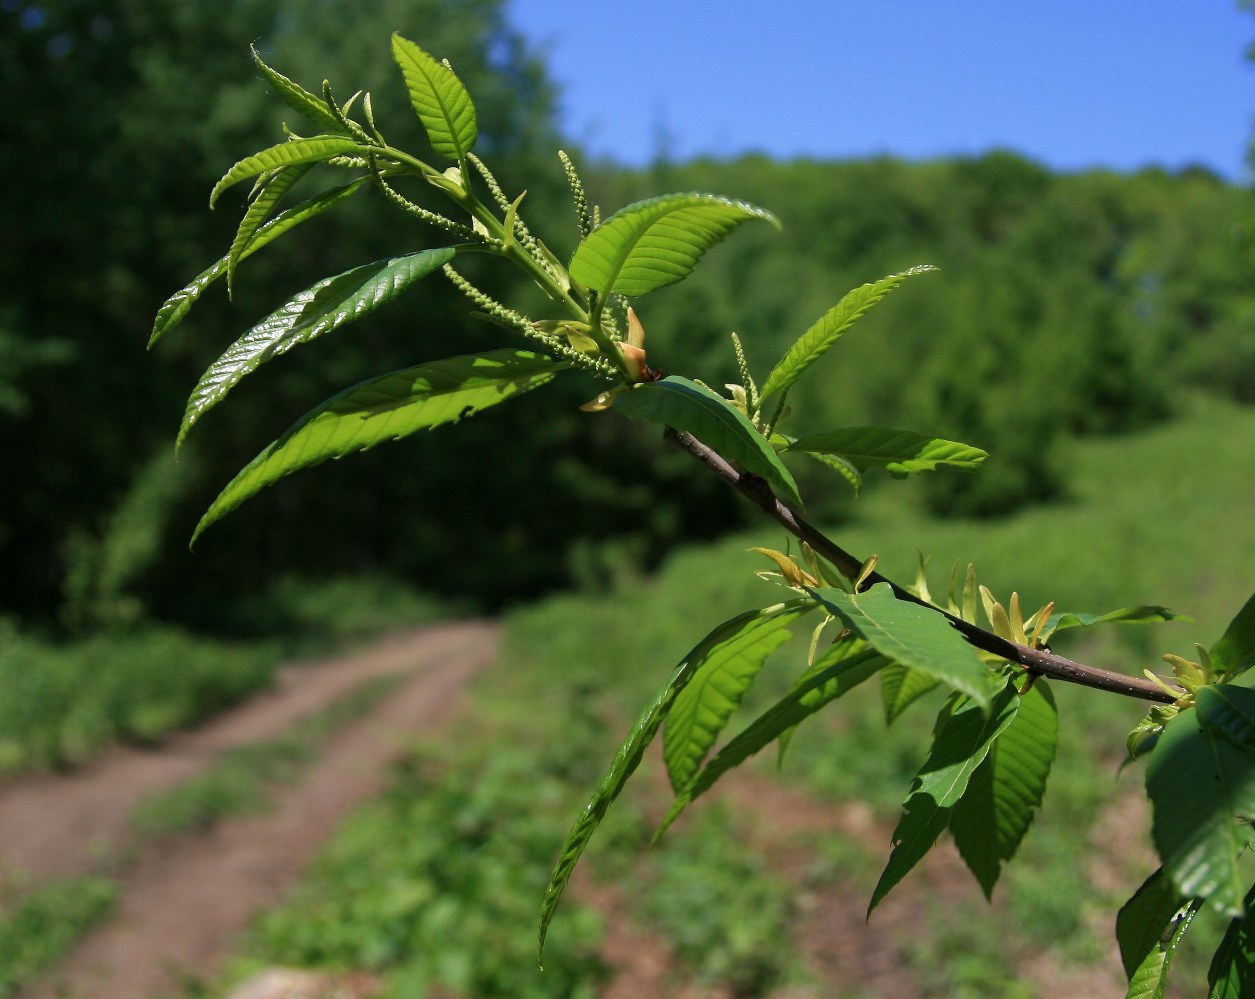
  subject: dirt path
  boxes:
[0,620,497,999]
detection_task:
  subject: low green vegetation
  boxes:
[206,397,1253,996]
[0,876,118,998]
[130,674,402,839]
[0,623,280,774]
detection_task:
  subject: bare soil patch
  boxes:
[1,621,497,999]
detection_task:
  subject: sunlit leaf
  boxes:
[391,33,477,161]
[1211,591,1255,680]
[810,583,992,708]
[250,45,345,134]
[786,426,987,478]
[150,178,370,348]
[1042,605,1191,643]
[210,137,365,207]
[950,680,1057,897]
[660,637,888,837]
[868,683,1019,915]
[1121,887,1199,999]
[538,603,800,962]
[193,349,561,544]
[1208,881,1255,997]
[1146,686,1255,917]
[179,247,460,447]
[759,266,936,406]
[614,376,802,506]
[227,163,313,296]
[568,193,778,298]
[663,600,813,792]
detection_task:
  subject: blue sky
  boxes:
[505,1,1253,179]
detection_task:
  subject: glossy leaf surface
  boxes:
[150,178,370,347]
[614,376,803,506]
[868,683,1020,915]
[1208,882,1255,997]
[193,349,561,543]
[663,600,813,792]
[250,45,345,134]
[179,247,460,447]
[810,583,992,708]
[568,193,778,298]
[209,136,365,207]
[391,34,477,161]
[786,426,987,478]
[759,266,936,405]
[1146,685,1255,916]
[227,163,313,295]
[1117,869,1188,981]
[950,680,1058,897]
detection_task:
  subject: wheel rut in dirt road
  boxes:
[4,619,498,999]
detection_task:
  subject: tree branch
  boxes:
[664,427,1180,705]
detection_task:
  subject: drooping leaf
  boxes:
[150,178,370,347]
[663,600,813,792]
[881,664,940,725]
[614,376,803,506]
[1211,591,1255,680]
[1042,605,1191,643]
[758,266,936,406]
[867,683,1020,915]
[538,604,801,961]
[1146,686,1255,917]
[1208,881,1255,998]
[950,680,1058,898]
[178,247,460,447]
[568,193,779,298]
[192,349,559,544]
[227,163,314,296]
[1121,886,1200,999]
[786,426,987,478]
[209,137,365,208]
[250,45,346,134]
[1117,869,1188,980]
[810,583,992,709]
[660,638,888,837]
[391,33,477,161]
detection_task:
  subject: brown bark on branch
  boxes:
[664,427,1180,705]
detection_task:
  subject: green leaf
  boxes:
[538,603,800,961]
[250,45,345,134]
[786,426,987,477]
[880,664,940,725]
[568,193,779,298]
[1122,889,1199,999]
[660,638,888,837]
[209,137,365,208]
[192,349,560,544]
[614,376,803,506]
[867,683,1020,915]
[1212,592,1255,679]
[1043,605,1191,642]
[227,163,314,296]
[391,34,477,161]
[663,600,813,792]
[150,178,370,348]
[950,680,1058,898]
[809,583,992,709]
[759,266,936,406]
[178,247,460,448]
[1208,881,1255,997]
[1117,869,1188,980]
[1146,686,1255,917]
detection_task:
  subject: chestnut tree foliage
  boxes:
[154,36,1255,995]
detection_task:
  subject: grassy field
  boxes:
[192,394,1253,997]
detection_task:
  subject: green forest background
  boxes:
[4,0,1252,639]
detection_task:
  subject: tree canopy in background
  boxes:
[2,0,1253,630]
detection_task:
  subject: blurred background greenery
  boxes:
[1,1,1253,995]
